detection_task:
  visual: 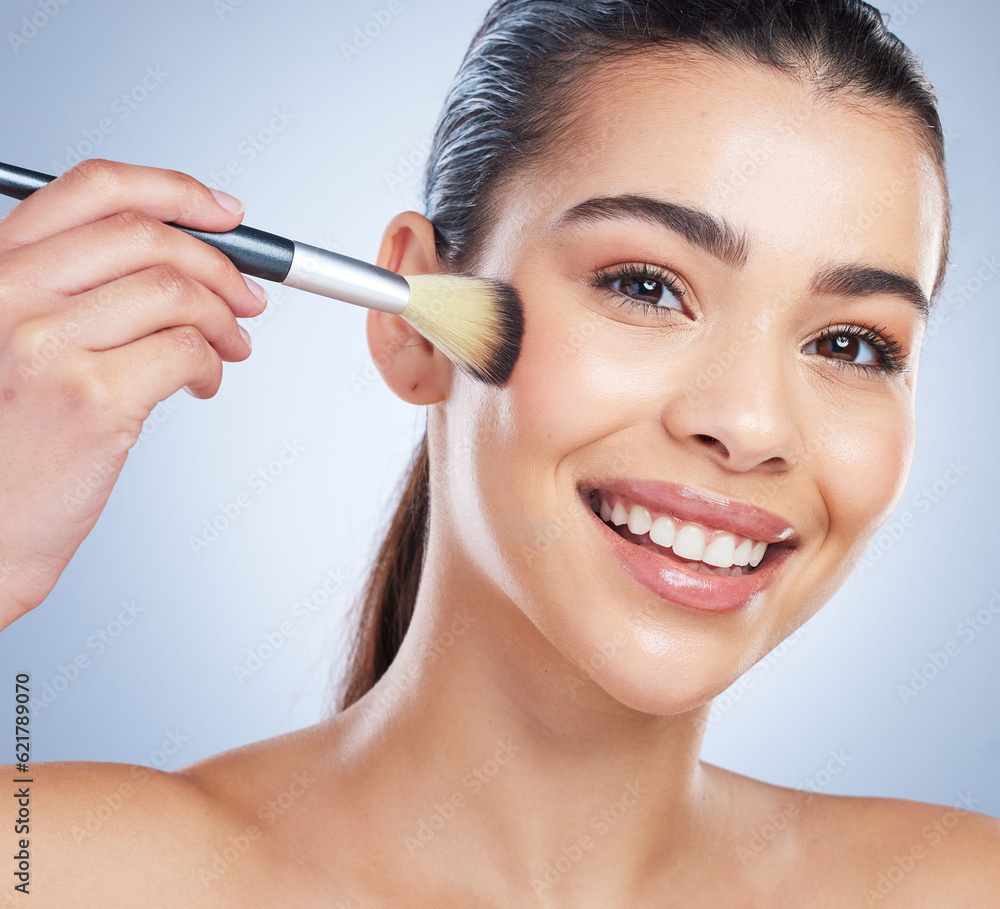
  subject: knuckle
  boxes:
[162,167,209,212]
[112,209,163,251]
[8,320,42,367]
[9,318,78,375]
[167,324,222,396]
[147,264,191,305]
[61,365,116,416]
[29,352,118,419]
[67,158,123,195]
[168,324,209,360]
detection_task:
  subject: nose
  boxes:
[660,335,803,474]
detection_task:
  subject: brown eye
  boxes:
[604,269,684,312]
[619,277,670,305]
[805,329,881,367]
[817,333,862,361]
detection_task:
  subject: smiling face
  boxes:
[426,51,946,716]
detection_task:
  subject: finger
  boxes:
[0,158,244,249]
[0,209,268,319]
[24,266,252,363]
[93,323,226,408]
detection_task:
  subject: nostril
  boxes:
[695,433,730,457]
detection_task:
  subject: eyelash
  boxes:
[592,263,908,376]
[810,321,907,376]
[592,262,686,316]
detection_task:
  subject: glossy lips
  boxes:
[579,479,797,613]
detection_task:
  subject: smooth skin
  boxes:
[3,53,999,908]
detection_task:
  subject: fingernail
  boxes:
[244,275,268,304]
[182,385,199,397]
[210,188,245,215]
[238,325,253,352]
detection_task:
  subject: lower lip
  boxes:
[580,493,791,613]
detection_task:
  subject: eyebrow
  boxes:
[552,194,929,320]
[553,194,751,269]
[809,264,929,321]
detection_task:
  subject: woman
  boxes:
[2,0,997,904]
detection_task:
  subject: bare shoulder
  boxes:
[703,763,1000,905]
[797,787,1000,906]
[0,720,349,908]
[2,757,270,907]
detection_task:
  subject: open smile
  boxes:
[578,479,798,613]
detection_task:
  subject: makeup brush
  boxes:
[0,162,524,386]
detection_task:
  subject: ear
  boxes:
[367,211,452,405]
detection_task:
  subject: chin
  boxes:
[578,649,736,719]
[531,586,752,719]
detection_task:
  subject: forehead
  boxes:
[488,52,945,296]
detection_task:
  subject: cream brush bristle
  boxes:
[400,273,524,385]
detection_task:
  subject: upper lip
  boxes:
[580,478,798,546]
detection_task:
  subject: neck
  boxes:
[336,529,725,906]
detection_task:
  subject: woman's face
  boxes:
[431,52,946,715]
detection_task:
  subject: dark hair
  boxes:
[334,0,951,712]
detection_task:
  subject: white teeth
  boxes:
[627,504,652,535]
[649,515,676,548]
[592,491,776,575]
[702,532,737,568]
[672,524,707,562]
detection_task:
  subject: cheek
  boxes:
[503,284,666,461]
[511,307,614,444]
[462,288,652,577]
[810,393,915,560]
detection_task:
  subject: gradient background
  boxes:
[1,0,997,817]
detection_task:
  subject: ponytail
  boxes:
[333,432,429,712]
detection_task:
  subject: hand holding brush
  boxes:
[0,159,523,630]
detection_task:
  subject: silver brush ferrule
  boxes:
[282,242,410,315]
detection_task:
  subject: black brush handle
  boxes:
[0,161,295,283]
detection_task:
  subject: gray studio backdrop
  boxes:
[1,0,997,816]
